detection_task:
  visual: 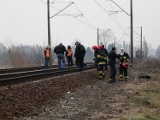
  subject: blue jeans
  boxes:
[45,58,49,68]
[57,53,65,70]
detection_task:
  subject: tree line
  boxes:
[0,43,93,68]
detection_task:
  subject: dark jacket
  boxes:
[101,48,108,57]
[96,49,107,65]
[108,50,119,64]
[118,52,130,63]
[54,44,66,54]
[74,43,86,58]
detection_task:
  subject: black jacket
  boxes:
[118,52,130,63]
[54,44,66,54]
[101,48,108,57]
[108,50,119,64]
[74,43,86,58]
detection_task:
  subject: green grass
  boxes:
[121,81,160,120]
[121,113,160,120]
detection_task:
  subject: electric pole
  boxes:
[97,28,100,45]
[47,0,51,65]
[130,0,134,64]
[140,26,143,61]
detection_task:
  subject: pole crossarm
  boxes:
[108,10,123,15]
[50,2,74,18]
[110,0,130,16]
[55,13,83,18]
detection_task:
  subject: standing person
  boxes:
[66,45,73,67]
[54,43,66,70]
[108,47,119,83]
[101,45,108,70]
[118,48,130,80]
[97,45,107,79]
[92,45,99,68]
[44,46,50,68]
[74,42,86,71]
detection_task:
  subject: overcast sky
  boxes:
[0,0,160,49]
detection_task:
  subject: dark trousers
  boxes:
[67,56,73,67]
[109,62,116,81]
[76,55,84,71]
[119,65,128,76]
[45,58,49,68]
[105,59,108,71]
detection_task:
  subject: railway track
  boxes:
[0,62,93,74]
[0,63,95,86]
[0,65,57,74]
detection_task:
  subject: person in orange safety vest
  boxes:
[66,45,73,67]
[44,46,50,67]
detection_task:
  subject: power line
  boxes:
[94,0,126,33]
[51,6,97,29]
[50,2,74,18]
[110,0,130,16]
[73,3,83,14]
[74,4,97,29]
[38,0,47,4]
[108,0,127,35]
[51,0,72,4]
[38,0,97,30]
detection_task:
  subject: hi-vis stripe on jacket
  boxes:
[96,54,107,65]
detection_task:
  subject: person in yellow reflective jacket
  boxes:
[96,45,107,79]
[118,48,130,80]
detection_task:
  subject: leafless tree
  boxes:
[156,45,160,59]
[99,29,114,47]
[143,39,149,58]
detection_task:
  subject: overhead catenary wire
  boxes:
[51,0,72,4]
[109,0,130,16]
[38,0,97,30]
[108,0,128,38]
[51,5,97,29]
[94,0,126,34]
[73,3,97,30]
[50,2,74,18]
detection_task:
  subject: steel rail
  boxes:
[0,64,95,86]
[0,62,93,74]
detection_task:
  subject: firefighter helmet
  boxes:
[97,45,103,49]
[92,45,98,50]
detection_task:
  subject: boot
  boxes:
[108,79,113,83]
[125,76,128,80]
[119,75,123,81]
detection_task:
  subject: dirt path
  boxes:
[14,65,158,120]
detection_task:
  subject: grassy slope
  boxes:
[121,76,160,120]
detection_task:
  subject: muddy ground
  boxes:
[0,63,160,120]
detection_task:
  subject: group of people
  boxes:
[44,42,86,71]
[92,45,130,83]
[44,42,130,83]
